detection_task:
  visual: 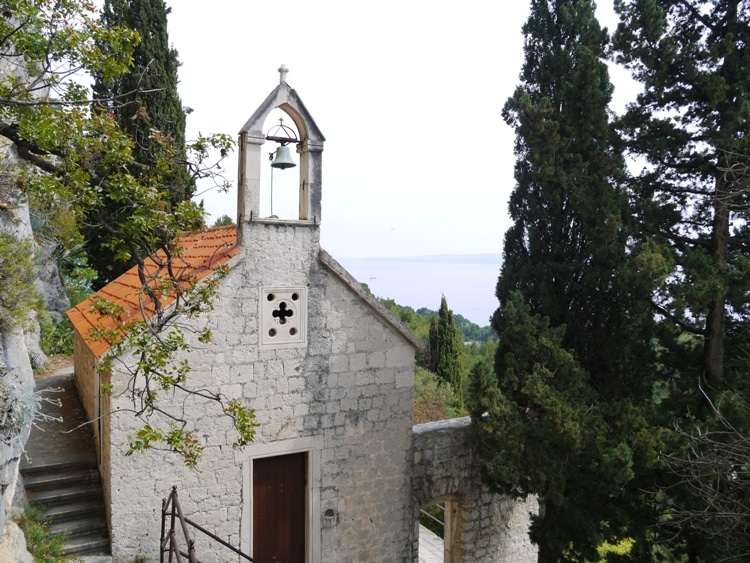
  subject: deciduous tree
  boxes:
[88,0,192,285]
[0,0,249,466]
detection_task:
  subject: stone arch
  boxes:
[412,418,539,562]
[413,421,474,563]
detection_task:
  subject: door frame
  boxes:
[241,436,322,562]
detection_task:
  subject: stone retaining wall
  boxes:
[413,417,538,562]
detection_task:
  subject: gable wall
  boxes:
[104,222,416,562]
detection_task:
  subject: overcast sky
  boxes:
[165,0,631,259]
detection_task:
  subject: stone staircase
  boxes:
[20,370,111,559]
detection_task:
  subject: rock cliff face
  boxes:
[0,154,53,561]
[0,329,34,536]
[0,37,66,559]
[35,240,70,320]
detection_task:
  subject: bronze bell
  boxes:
[271,145,296,169]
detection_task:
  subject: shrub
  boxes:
[16,504,67,563]
[39,315,74,356]
[414,366,464,424]
[0,233,43,331]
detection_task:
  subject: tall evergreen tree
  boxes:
[428,296,463,401]
[88,0,191,286]
[613,1,750,558]
[497,0,655,399]
[613,0,750,389]
[470,1,660,559]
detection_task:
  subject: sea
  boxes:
[337,254,502,327]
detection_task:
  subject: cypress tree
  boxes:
[437,296,462,402]
[497,0,655,398]
[88,0,191,286]
[428,315,439,374]
[428,296,463,402]
[470,1,660,559]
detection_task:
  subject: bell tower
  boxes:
[236,66,325,246]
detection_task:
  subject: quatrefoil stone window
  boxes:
[260,287,307,347]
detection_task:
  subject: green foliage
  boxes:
[429,296,463,402]
[414,366,464,424]
[470,294,660,561]
[16,504,67,563]
[611,1,750,557]
[470,294,599,500]
[0,0,240,467]
[88,0,194,285]
[224,398,260,449]
[39,314,74,356]
[382,296,494,410]
[613,0,750,385]
[415,306,495,343]
[0,233,43,331]
[212,214,234,227]
[453,313,495,342]
[0,1,137,92]
[419,504,445,539]
[498,0,656,402]
[127,423,202,469]
[597,538,634,562]
[477,1,664,559]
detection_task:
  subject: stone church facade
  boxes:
[67,69,537,562]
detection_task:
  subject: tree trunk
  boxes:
[702,176,729,384]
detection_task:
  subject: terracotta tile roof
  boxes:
[67,225,239,358]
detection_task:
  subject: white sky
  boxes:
[165,0,632,259]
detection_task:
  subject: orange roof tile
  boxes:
[67,225,240,358]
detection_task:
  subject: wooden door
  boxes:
[253,452,306,563]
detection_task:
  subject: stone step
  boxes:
[44,500,105,524]
[30,484,101,509]
[48,515,107,538]
[23,467,101,492]
[23,373,111,558]
[20,454,97,475]
[62,532,110,558]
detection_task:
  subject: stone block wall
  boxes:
[72,334,98,430]
[104,221,417,562]
[412,418,538,562]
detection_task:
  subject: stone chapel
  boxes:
[66,68,537,562]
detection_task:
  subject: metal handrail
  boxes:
[420,503,446,537]
[161,485,255,563]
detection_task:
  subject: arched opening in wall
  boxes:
[259,107,301,220]
[419,500,457,562]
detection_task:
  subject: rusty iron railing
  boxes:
[160,485,255,563]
